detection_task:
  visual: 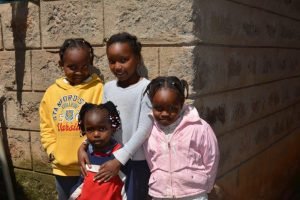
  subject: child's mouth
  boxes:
[93,140,103,145]
[115,72,125,78]
[73,75,84,80]
[115,73,128,80]
[158,119,172,125]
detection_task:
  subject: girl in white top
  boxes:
[78,32,153,200]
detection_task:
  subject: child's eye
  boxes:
[85,128,95,133]
[169,106,179,112]
[108,59,115,64]
[67,64,76,70]
[98,127,106,131]
[120,57,128,63]
[81,64,88,69]
[153,106,163,112]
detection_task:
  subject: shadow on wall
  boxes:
[191,1,228,199]
[191,1,300,200]
[11,1,29,104]
[191,1,226,131]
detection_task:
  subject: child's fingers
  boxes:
[93,171,104,182]
[79,156,90,177]
[93,159,121,182]
[78,148,91,176]
[99,174,112,183]
[84,156,91,167]
[93,165,113,182]
[94,171,113,183]
[80,165,87,177]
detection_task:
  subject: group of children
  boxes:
[39,32,220,200]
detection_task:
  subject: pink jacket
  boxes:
[144,105,219,198]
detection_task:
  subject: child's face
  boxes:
[84,109,114,150]
[152,88,183,127]
[60,48,90,85]
[107,42,140,86]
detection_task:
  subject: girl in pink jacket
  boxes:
[143,76,220,200]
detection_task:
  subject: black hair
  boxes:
[78,101,121,135]
[59,38,94,64]
[144,76,189,106]
[106,32,142,58]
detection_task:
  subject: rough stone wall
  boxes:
[0,0,299,199]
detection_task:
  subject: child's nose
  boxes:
[115,62,122,70]
[93,131,101,137]
[161,111,169,117]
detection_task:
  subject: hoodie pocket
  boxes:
[52,136,82,167]
[191,170,208,184]
[176,169,208,191]
[190,170,209,190]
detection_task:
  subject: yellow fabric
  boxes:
[39,73,103,176]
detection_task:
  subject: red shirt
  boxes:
[71,142,125,200]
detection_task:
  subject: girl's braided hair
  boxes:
[144,76,189,106]
[59,38,94,64]
[78,101,121,136]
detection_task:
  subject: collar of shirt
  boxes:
[87,139,118,157]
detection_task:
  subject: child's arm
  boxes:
[113,94,153,165]
[78,141,91,176]
[39,94,56,161]
[200,122,220,193]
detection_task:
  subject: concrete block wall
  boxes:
[192,0,300,199]
[0,0,299,199]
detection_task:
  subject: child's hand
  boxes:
[94,159,121,183]
[78,142,91,176]
[48,153,55,163]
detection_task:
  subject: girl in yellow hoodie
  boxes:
[39,38,103,200]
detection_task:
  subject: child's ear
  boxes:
[89,55,94,65]
[79,130,84,137]
[58,60,63,68]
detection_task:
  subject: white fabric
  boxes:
[103,78,153,164]
[152,193,208,200]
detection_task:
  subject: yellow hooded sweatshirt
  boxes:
[39,74,103,176]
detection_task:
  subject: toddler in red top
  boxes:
[69,101,126,200]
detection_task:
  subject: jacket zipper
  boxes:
[168,141,175,198]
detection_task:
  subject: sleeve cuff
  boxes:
[113,148,131,165]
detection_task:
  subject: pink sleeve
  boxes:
[200,122,220,192]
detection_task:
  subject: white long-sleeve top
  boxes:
[103,78,153,165]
